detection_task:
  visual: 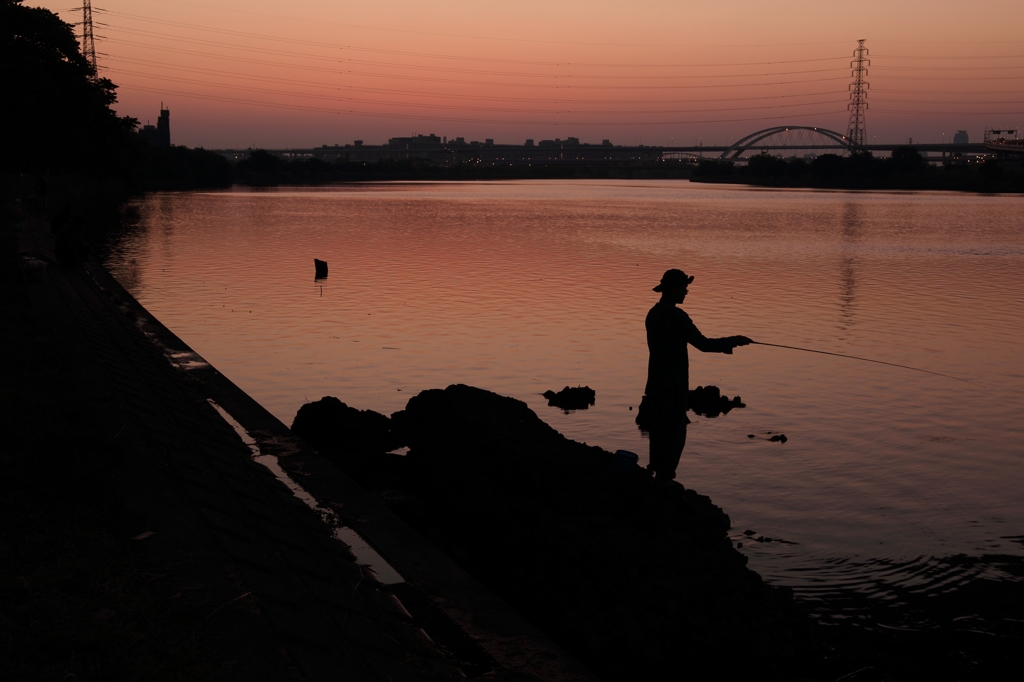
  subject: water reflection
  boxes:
[837,202,860,333]
[105,181,1024,596]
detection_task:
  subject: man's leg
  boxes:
[648,426,667,476]
[649,399,687,481]
[658,419,687,481]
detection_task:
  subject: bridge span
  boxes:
[664,142,988,158]
[253,126,995,167]
[661,125,989,159]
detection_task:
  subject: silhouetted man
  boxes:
[643,269,751,482]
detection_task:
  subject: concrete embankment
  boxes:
[9,219,594,681]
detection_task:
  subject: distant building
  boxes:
[387,133,446,163]
[138,104,171,148]
[388,134,442,149]
[239,135,657,167]
[138,123,159,146]
[537,137,583,148]
[219,149,250,162]
[953,130,969,144]
[157,106,170,147]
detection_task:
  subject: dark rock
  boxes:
[747,434,756,439]
[743,530,756,536]
[769,434,788,443]
[612,449,639,473]
[689,385,746,418]
[291,396,398,455]
[313,384,810,679]
[314,258,328,279]
[542,385,596,411]
[636,385,747,432]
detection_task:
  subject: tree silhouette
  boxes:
[1,0,138,179]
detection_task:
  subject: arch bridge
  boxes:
[662,151,704,161]
[718,126,854,159]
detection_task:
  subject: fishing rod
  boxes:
[750,341,985,388]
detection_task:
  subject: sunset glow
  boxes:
[38,0,1024,148]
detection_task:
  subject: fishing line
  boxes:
[751,341,984,388]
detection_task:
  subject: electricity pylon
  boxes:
[81,0,98,73]
[846,39,869,148]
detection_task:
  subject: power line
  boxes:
[102,12,850,69]
[116,83,846,127]
[872,98,1024,104]
[105,25,849,80]
[871,89,1021,95]
[105,24,847,75]
[873,109,1024,115]
[102,21,1022,87]
[106,0,853,49]
[107,38,854,94]
[870,75,1024,80]
[103,25,857,86]
[106,53,849,105]
[103,40,853,100]
[872,54,1024,59]
[879,65,1024,71]
[109,66,848,116]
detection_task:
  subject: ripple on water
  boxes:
[106,182,1024,601]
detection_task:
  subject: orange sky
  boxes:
[40,0,1024,148]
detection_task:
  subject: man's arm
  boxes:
[683,315,752,354]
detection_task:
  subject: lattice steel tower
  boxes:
[847,39,869,148]
[81,0,98,73]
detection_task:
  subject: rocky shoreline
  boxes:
[292,388,1024,681]
[293,386,813,678]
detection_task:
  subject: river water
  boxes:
[106,181,1023,602]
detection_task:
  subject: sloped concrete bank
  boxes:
[14,220,594,681]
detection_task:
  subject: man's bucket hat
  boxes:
[653,268,694,292]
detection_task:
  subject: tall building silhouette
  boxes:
[139,105,171,148]
[157,104,170,148]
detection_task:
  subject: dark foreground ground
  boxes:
[3,208,1021,681]
[1,212,593,681]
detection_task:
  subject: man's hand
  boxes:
[721,336,752,354]
[723,335,753,353]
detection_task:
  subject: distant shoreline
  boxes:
[690,174,1024,193]
[688,150,1023,194]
